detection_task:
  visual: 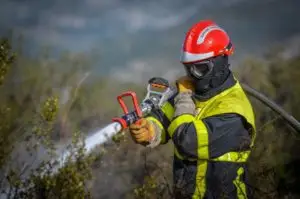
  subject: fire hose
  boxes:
[241,83,300,132]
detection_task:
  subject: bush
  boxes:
[0,38,95,199]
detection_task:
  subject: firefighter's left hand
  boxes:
[176,76,195,93]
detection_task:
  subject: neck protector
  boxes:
[192,55,235,100]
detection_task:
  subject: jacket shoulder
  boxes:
[203,82,255,127]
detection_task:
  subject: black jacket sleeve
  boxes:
[145,95,176,145]
[171,113,252,159]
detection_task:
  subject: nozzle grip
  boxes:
[116,91,142,117]
[113,91,143,129]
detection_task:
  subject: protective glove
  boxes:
[173,76,196,118]
[129,118,155,145]
[176,76,195,93]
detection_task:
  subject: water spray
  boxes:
[54,77,176,173]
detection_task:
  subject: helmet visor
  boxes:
[184,60,213,79]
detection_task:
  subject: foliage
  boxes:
[0,38,96,199]
[13,131,95,199]
[133,176,158,199]
[0,34,300,199]
[234,50,300,198]
[0,38,17,169]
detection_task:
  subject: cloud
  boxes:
[48,15,87,29]
[15,25,61,46]
[0,0,200,53]
[85,0,122,8]
[278,34,300,60]
[111,58,183,83]
[1,0,300,70]
[112,6,198,32]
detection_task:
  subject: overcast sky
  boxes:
[1,0,300,82]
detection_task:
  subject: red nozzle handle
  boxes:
[117,91,142,117]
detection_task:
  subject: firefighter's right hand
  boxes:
[129,118,155,145]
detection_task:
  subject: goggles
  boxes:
[184,60,213,79]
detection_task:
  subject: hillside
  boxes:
[0,37,300,199]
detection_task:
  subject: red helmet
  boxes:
[180,20,234,64]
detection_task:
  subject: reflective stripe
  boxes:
[211,151,250,162]
[147,116,167,143]
[172,78,255,198]
[161,101,174,121]
[174,147,185,160]
[194,120,209,160]
[250,129,256,148]
[197,25,226,44]
[145,101,174,145]
[168,114,195,137]
[233,167,248,199]
[201,80,256,149]
[173,120,209,162]
[193,160,208,199]
[181,50,214,63]
[174,147,198,161]
[193,120,209,199]
[147,116,164,130]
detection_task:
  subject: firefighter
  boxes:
[129,19,256,199]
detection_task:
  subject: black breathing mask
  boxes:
[183,55,231,98]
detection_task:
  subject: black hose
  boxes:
[241,83,300,133]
